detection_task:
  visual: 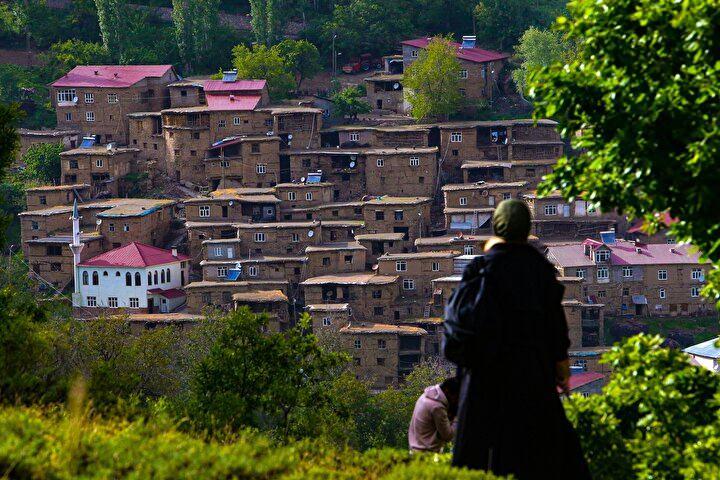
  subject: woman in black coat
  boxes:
[444,199,590,479]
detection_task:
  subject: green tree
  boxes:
[0,103,21,249]
[473,0,564,51]
[20,143,63,185]
[404,36,463,121]
[171,0,220,72]
[230,44,295,99]
[530,0,720,304]
[94,0,127,60]
[188,309,347,435]
[41,40,110,81]
[249,0,278,46]
[332,85,371,122]
[512,27,574,98]
[274,39,322,90]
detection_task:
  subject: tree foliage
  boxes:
[274,39,321,90]
[94,0,127,60]
[171,0,220,72]
[404,36,463,121]
[512,27,575,97]
[0,103,21,249]
[332,85,372,121]
[249,0,278,46]
[230,43,295,99]
[20,142,64,185]
[530,0,720,305]
[40,40,111,81]
[473,0,564,51]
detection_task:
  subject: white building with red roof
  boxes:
[77,242,190,313]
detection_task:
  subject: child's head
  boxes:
[440,376,461,404]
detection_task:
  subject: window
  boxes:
[305,192,313,201]
[450,132,463,142]
[597,266,609,280]
[154,271,158,284]
[180,89,188,97]
[107,93,118,103]
[160,270,165,283]
[95,158,103,168]
[288,191,296,201]
[31,221,39,230]
[214,247,224,257]
[123,224,129,232]
[190,150,197,156]
[68,159,78,169]
[658,269,668,281]
[464,245,474,255]
[129,297,139,308]
[376,158,384,167]
[459,69,468,79]
[219,160,230,168]
[525,168,536,177]
[409,156,419,166]
[377,358,386,366]
[135,272,141,286]
[394,210,403,221]
[321,257,331,267]
[201,292,212,305]
[372,290,382,299]
[544,204,558,216]
[459,88,466,97]
[411,49,419,58]
[354,339,361,349]
[576,268,586,279]
[82,271,89,285]
[432,262,440,272]
[419,176,425,184]
[217,266,227,277]
[192,132,199,139]
[166,268,170,282]
[396,260,407,272]
[86,296,97,307]
[503,193,512,200]
[57,89,76,103]
[248,265,258,277]
[291,233,299,243]
[691,286,700,298]
[403,278,415,290]
[349,132,359,142]
[107,222,116,232]
[199,205,210,217]
[46,245,62,256]
[659,288,666,299]
[92,271,99,285]
[320,317,332,327]
[218,119,226,127]
[233,116,241,125]
[254,232,266,243]
[125,272,132,286]
[622,287,630,296]
[147,272,152,285]
[691,268,703,280]
[373,306,384,316]
[85,112,95,122]
[50,263,61,271]
[374,339,386,350]
[344,255,353,264]
[354,357,361,366]
[597,290,606,298]
[459,197,468,206]
[256,164,267,174]
[84,92,94,103]
[65,112,72,121]
[622,266,633,278]
[108,297,118,308]
[595,250,610,262]
[375,211,385,221]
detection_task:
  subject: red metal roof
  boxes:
[205,94,262,111]
[401,38,509,63]
[547,239,703,267]
[627,212,678,234]
[51,65,174,88]
[79,242,190,268]
[203,79,267,92]
[566,372,605,391]
[147,288,186,299]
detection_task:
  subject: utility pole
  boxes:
[332,34,337,77]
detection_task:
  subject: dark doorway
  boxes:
[148,298,155,314]
[376,99,383,109]
[279,155,291,182]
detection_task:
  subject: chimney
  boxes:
[229,94,235,101]
[113,73,119,78]
[171,248,178,257]
[94,70,99,75]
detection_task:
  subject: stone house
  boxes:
[364,74,405,112]
[355,232,406,266]
[320,124,434,149]
[281,201,364,222]
[17,128,79,160]
[286,149,367,202]
[414,234,489,255]
[364,147,439,197]
[546,235,710,316]
[376,251,458,300]
[233,290,290,332]
[301,273,400,322]
[167,79,206,108]
[305,303,353,333]
[340,322,427,388]
[205,136,282,189]
[184,279,289,313]
[51,65,177,144]
[25,184,91,211]
[275,182,335,212]
[442,181,528,232]
[362,196,432,246]
[184,189,280,223]
[304,242,367,277]
[26,233,104,292]
[560,276,605,349]
[60,145,139,197]
[127,112,166,178]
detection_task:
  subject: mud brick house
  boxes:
[304,242,367,277]
[364,147,439,197]
[275,182,335,212]
[362,196,432,246]
[442,181,528,232]
[320,124,434,149]
[76,242,190,313]
[414,234,489,255]
[25,233,104,292]
[257,106,323,151]
[184,279,289,313]
[25,184,91,211]
[320,219,365,243]
[376,251,458,300]
[51,65,177,144]
[60,145,139,197]
[127,112,165,176]
[167,79,207,108]
[340,322,427,388]
[429,274,461,316]
[400,317,444,356]
[524,191,622,240]
[301,273,400,322]
[233,290,290,332]
[364,73,405,112]
[568,347,613,375]
[205,136,281,189]
[286,150,367,202]
[184,188,281,223]
[355,232,406,266]
[559,277,605,349]
[200,254,307,284]
[546,232,710,317]
[281,201,364,222]
[17,129,79,160]
[306,303,353,333]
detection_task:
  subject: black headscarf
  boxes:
[492,199,531,242]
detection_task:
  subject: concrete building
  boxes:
[683,338,720,373]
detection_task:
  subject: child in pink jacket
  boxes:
[408,377,460,452]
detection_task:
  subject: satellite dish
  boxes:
[300,177,306,182]
[72,96,78,103]
[106,144,113,151]
[287,134,293,140]
[228,201,234,206]
[307,230,315,238]
[235,262,242,270]
[481,190,489,197]
[350,155,357,161]
[96,219,102,225]
[393,83,400,90]
[266,131,274,136]
[349,161,356,168]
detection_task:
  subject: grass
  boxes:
[604,315,719,346]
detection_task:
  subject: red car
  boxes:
[342,53,382,74]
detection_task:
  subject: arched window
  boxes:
[92,271,99,285]
[160,270,165,283]
[147,272,152,285]
[135,272,141,286]
[125,272,132,286]
[82,271,89,285]
[166,268,171,283]
[154,271,158,284]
